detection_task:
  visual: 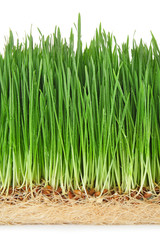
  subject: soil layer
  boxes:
[0,186,160,224]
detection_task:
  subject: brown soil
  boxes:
[0,185,160,224]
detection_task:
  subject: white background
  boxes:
[0,0,160,239]
[1,225,160,240]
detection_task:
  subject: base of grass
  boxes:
[0,186,160,224]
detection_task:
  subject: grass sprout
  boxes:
[0,14,159,194]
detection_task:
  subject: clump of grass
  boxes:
[0,14,160,194]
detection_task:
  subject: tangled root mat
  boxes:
[0,186,160,225]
